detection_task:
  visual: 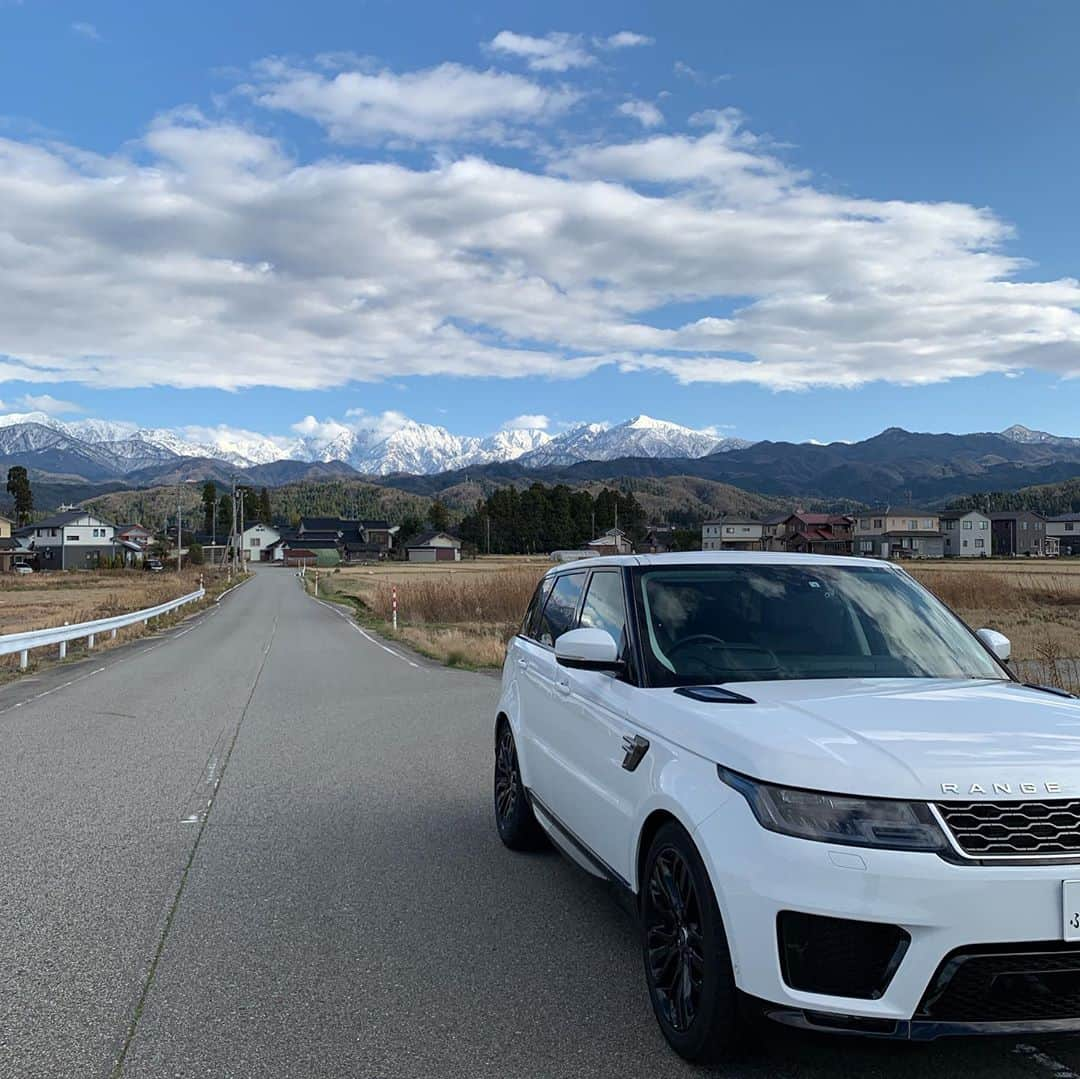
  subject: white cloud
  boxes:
[501,413,550,430]
[600,31,654,49]
[488,31,593,72]
[0,84,1077,394]
[617,99,663,128]
[17,393,82,415]
[71,21,101,41]
[674,60,732,84]
[246,57,578,142]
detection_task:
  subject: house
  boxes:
[940,510,992,557]
[0,536,34,572]
[1046,514,1080,557]
[295,517,399,562]
[0,514,12,539]
[990,511,1051,557]
[586,528,633,556]
[406,531,462,562]
[641,525,677,553]
[701,518,763,551]
[19,509,117,570]
[240,523,281,562]
[775,512,853,556]
[853,507,944,559]
[761,512,790,551]
[115,523,152,548]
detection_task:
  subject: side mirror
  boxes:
[555,628,623,672]
[976,628,1011,663]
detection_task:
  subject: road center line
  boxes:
[110,609,280,1077]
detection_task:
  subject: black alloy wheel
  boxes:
[493,722,546,850]
[641,821,743,1063]
[646,846,706,1033]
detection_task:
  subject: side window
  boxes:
[536,573,586,647]
[521,577,553,639]
[579,571,628,652]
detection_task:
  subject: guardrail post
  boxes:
[60,622,69,660]
[87,633,95,650]
[111,629,117,640]
[19,649,28,670]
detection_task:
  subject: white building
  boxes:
[240,523,281,562]
[940,510,992,557]
[406,531,462,562]
[21,509,116,570]
[702,518,764,551]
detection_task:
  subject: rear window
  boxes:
[536,572,586,647]
[521,577,554,640]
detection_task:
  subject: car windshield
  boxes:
[635,564,1007,686]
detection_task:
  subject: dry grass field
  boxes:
[0,566,237,677]
[320,556,1080,686]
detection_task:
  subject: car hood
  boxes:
[648,678,1080,801]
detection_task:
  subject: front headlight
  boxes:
[718,766,948,853]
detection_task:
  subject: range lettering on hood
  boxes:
[941,781,1064,796]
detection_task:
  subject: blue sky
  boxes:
[1,0,1078,447]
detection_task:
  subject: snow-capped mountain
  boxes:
[520,415,751,469]
[1000,424,1080,448]
[0,409,748,479]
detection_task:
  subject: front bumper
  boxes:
[694,796,1080,1031]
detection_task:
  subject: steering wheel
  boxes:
[667,634,728,657]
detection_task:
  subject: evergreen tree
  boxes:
[201,481,217,534]
[218,493,233,537]
[429,500,451,532]
[258,486,273,524]
[6,465,32,524]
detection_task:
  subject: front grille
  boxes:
[777,912,909,999]
[935,798,1080,857]
[918,945,1080,1022]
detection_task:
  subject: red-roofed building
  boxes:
[776,512,854,556]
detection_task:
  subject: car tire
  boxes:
[494,721,547,851]
[641,820,745,1064]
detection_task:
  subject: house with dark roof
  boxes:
[295,517,399,561]
[990,511,1053,557]
[406,531,462,562]
[1046,513,1080,557]
[19,509,118,570]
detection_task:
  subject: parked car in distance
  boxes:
[145,558,164,572]
[494,551,1080,1065]
[12,563,33,575]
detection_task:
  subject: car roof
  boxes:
[544,550,892,576]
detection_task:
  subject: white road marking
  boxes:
[1015,1043,1080,1079]
[311,596,420,667]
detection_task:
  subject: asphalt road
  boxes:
[4,566,1080,1078]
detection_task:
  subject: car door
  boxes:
[540,568,649,885]
[514,571,588,806]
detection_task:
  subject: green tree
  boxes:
[201,481,218,534]
[6,465,32,524]
[218,493,233,537]
[429,500,451,532]
[187,541,205,565]
[258,486,273,524]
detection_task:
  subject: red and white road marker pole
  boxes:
[392,584,398,631]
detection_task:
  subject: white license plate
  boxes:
[1064,881,1080,941]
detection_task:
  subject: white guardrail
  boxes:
[0,587,205,670]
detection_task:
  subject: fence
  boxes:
[0,587,205,670]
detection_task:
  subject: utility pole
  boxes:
[238,487,246,572]
[177,485,183,574]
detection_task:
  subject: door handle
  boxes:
[555,679,571,695]
[517,657,529,669]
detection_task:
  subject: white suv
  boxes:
[493,552,1080,1064]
